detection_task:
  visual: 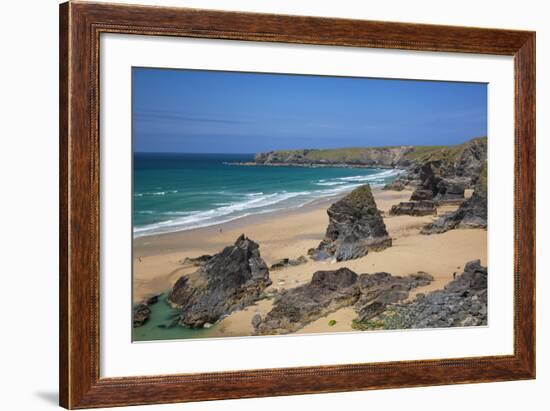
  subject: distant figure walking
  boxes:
[219,228,223,234]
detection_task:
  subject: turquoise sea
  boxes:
[133,153,402,238]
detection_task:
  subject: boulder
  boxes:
[312,184,391,261]
[255,268,360,335]
[270,255,308,271]
[132,293,162,328]
[132,304,151,328]
[251,313,262,328]
[167,235,271,328]
[389,200,437,216]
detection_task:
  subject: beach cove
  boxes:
[132,187,486,341]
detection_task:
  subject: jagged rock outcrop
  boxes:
[454,137,488,184]
[421,165,487,234]
[167,235,271,328]
[255,268,360,334]
[310,185,391,261]
[354,272,434,322]
[421,189,486,234]
[365,260,487,329]
[254,268,433,334]
[409,160,467,202]
[270,256,308,271]
[389,201,437,216]
[132,304,151,328]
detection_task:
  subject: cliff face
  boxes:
[254,146,414,168]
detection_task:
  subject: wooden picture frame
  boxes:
[59,1,535,408]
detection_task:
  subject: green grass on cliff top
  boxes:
[266,137,487,164]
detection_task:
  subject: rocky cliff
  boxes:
[252,138,487,179]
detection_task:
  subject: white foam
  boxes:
[133,168,402,237]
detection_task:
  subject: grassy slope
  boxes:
[401,137,487,163]
[263,137,487,164]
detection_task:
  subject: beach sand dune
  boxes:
[133,189,487,337]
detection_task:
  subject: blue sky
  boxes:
[133,67,487,153]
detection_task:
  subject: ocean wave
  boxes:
[134,191,167,197]
[315,181,347,186]
[134,190,311,237]
[134,168,402,237]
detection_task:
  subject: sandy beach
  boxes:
[133,187,487,338]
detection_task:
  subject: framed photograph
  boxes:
[59,2,535,409]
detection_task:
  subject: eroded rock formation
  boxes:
[167,235,271,328]
[254,268,433,335]
[310,184,391,261]
[255,268,360,334]
[421,166,487,234]
[366,260,488,329]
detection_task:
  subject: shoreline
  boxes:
[134,166,404,240]
[133,188,486,328]
[134,188,352,251]
[133,186,408,259]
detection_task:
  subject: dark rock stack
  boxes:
[389,200,437,217]
[310,184,391,262]
[410,161,446,201]
[255,268,360,335]
[132,304,151,328]
[167,235,271,328]
[409,160,466,203]
[421,165,487,235]
[372,260,488,329]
